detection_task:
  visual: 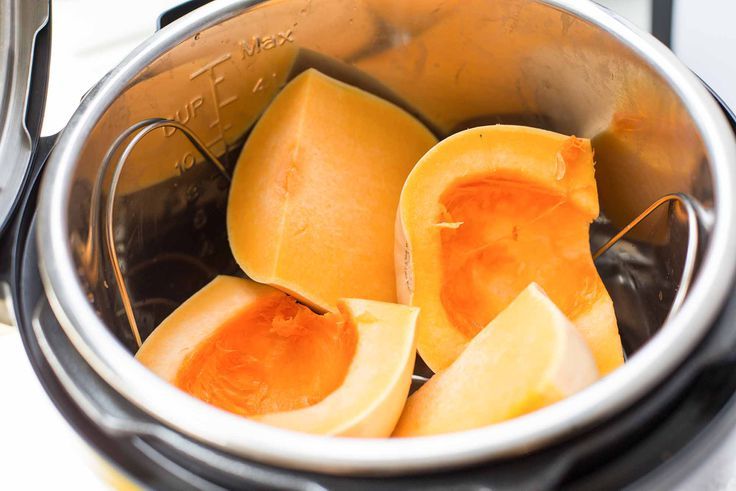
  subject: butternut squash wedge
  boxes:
[393,283,598,436]
[396,125,624,374]
[227,68,437,312]
[136,275,418,437]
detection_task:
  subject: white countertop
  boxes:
[2,1,184,489]
[1,0,735,489]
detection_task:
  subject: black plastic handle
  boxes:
[652,0,675,47]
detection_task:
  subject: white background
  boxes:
[1,0,735,489]
[3,3,186,489]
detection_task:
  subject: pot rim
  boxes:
[36,0,736,475]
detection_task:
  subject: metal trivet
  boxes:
[95,119,701,353]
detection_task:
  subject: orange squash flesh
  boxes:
[393,283,598,437]
[136,276,418,437]
[439,179,606,340]
[255,298,418,436]
[396,125,624,374]
[174,293,356,417]
[227,68,437,313]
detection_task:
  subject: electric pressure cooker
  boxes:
[3,0,736,489]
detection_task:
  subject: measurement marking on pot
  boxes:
[239,29,295,58]
[191,53,238,155]
[219,96,237,108]
[206,134,224,148]
[190,53,231,79]
[174,152,197,175]
[185,184,201,202]
[209,120,233,131]
[164,95,204,137]
[252,72,279,93]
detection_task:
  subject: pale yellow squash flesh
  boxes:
[393,283,598,437]
[227,68,437,313]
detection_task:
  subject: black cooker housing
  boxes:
[6,1,736,489]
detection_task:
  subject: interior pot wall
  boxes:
[61,0,712,351]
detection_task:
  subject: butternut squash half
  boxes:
[396,125,624,374]
[136,276,418,437]
[393,283,598,436]
[227,68,437,312]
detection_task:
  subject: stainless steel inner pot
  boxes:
[36,0,736,475]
